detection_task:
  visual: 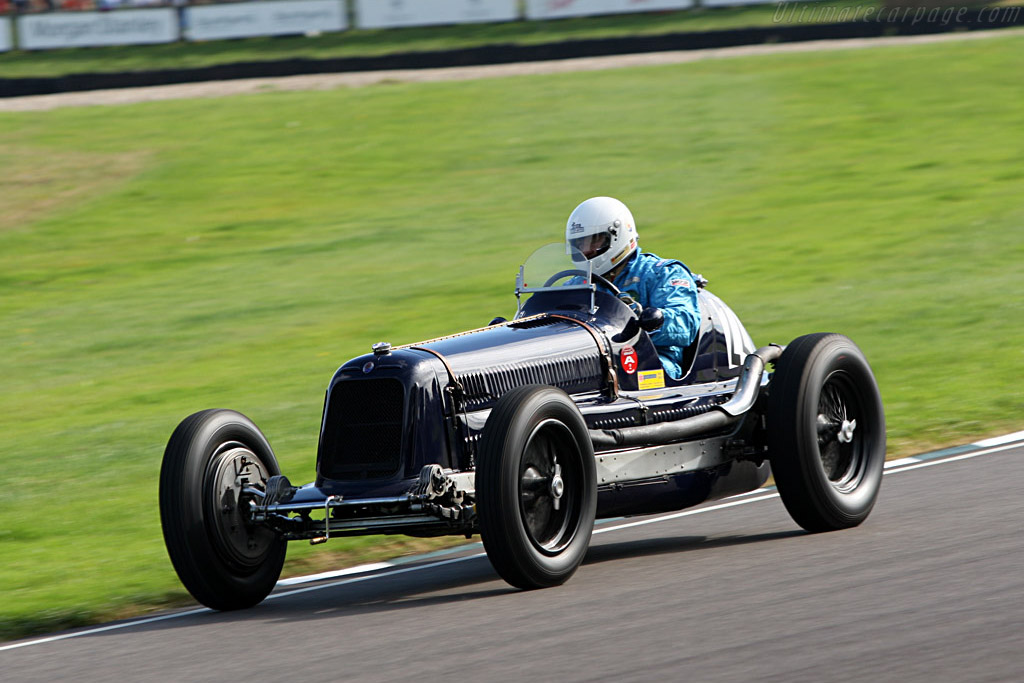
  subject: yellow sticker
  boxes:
[638,369,665,390]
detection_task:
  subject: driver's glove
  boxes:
[618,293,643,315]
[640,307,665,332]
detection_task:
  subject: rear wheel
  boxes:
[160,409,286,610]
[767,334,886,532]
[477,386,597,589]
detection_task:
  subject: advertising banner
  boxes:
[525,0,694,20]
[700,0,776,6]
[0,18,11,53]
[355,0,519,29]
[185,0,347,42]
[17,9,178,51]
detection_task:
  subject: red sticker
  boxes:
[620,346,638,375]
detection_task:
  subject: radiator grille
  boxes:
[319,378,404,480]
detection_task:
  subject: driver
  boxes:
[566,197,701,379]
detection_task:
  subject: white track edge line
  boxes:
[592,494,781,535]
[266,553,487,601]
[974,430,1024,448]
[884,457,921,468]
[878,442,1020,474]
[276,562,394,586]
[2,433,1021,652]
[0,608,212,652]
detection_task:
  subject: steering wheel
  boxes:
[542,269,622,296]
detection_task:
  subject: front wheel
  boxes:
[767,334,886,532]
[160,409,287,610]
[477,385,597,589]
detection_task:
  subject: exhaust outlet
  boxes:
[589,344,783,450]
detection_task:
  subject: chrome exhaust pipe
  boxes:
[590,344,783,449]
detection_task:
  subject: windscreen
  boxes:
[517,243,593,292]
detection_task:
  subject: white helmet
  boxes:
[565,197,638,276]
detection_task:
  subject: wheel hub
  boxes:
[550,463,564,511]
[838,419,857,444]
[206,445,276,569]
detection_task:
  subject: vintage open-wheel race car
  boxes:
[159,243,886,610]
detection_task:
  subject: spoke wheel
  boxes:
[767,334,886,532]
[816,373,864,491]
[478,386,597,589]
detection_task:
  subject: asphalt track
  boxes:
[4,438,1023,681]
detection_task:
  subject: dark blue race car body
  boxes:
[305,286,768,528]
[160,244,886,608]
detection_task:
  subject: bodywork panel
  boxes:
[305,280,769,533]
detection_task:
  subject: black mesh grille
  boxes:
[319,378,404,479]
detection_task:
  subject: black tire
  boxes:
[767,334,886,532]
[160,409,287,610]
[477,385,597,589]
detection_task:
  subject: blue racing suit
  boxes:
[608,249,701,379]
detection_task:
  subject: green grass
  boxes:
[1,32,1023,640]
[0,1,878,79]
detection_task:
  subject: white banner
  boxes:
[0,17,11,53]
[355,0,519,29]
[17,9,178,51]
[184,0,347,42]
[525,0,694,20]
[700,0,777,6]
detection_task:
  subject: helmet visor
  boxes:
[568,232,611,260]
